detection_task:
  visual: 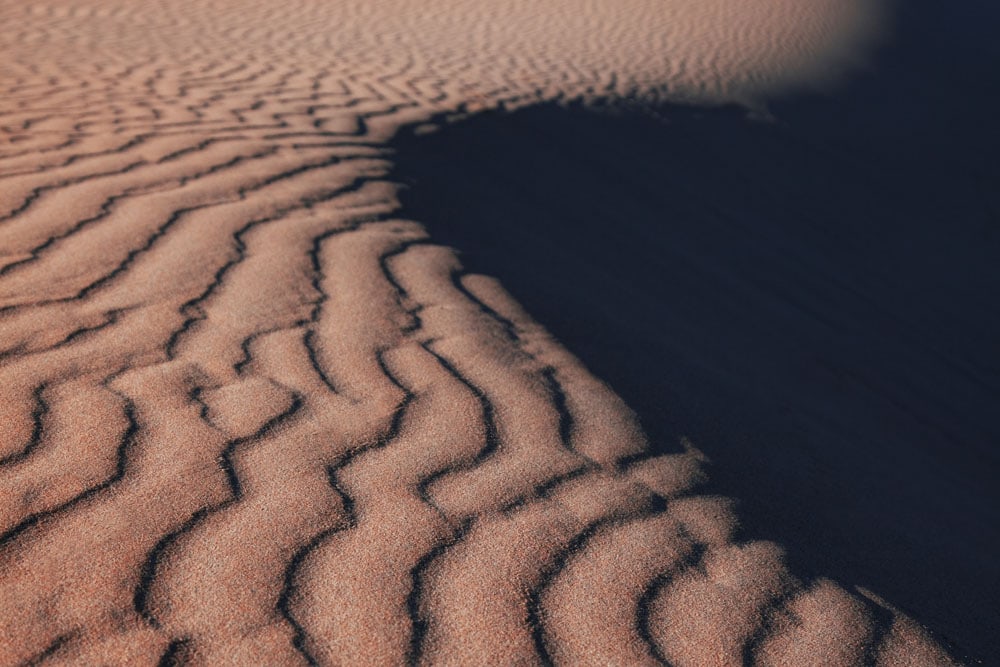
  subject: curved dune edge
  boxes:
[0,0,957,665]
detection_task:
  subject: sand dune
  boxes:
[0,0,970,664]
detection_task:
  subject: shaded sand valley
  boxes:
[392,98,999,664]
[1,0,996,664]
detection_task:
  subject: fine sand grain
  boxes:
[0,0,968,665]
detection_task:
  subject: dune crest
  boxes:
[0,0,959,665]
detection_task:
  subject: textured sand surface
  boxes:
[0,0,966,665]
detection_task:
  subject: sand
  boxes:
[0,0,973,664]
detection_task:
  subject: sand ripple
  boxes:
[0,0,956,665]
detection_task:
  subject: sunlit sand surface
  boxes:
[0,0,974,664]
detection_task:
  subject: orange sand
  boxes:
[0,0,959,665]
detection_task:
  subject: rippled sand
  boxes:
[0,0,962,664]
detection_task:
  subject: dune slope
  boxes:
[0,0,974,664]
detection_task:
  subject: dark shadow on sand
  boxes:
[390,1,1000,661]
